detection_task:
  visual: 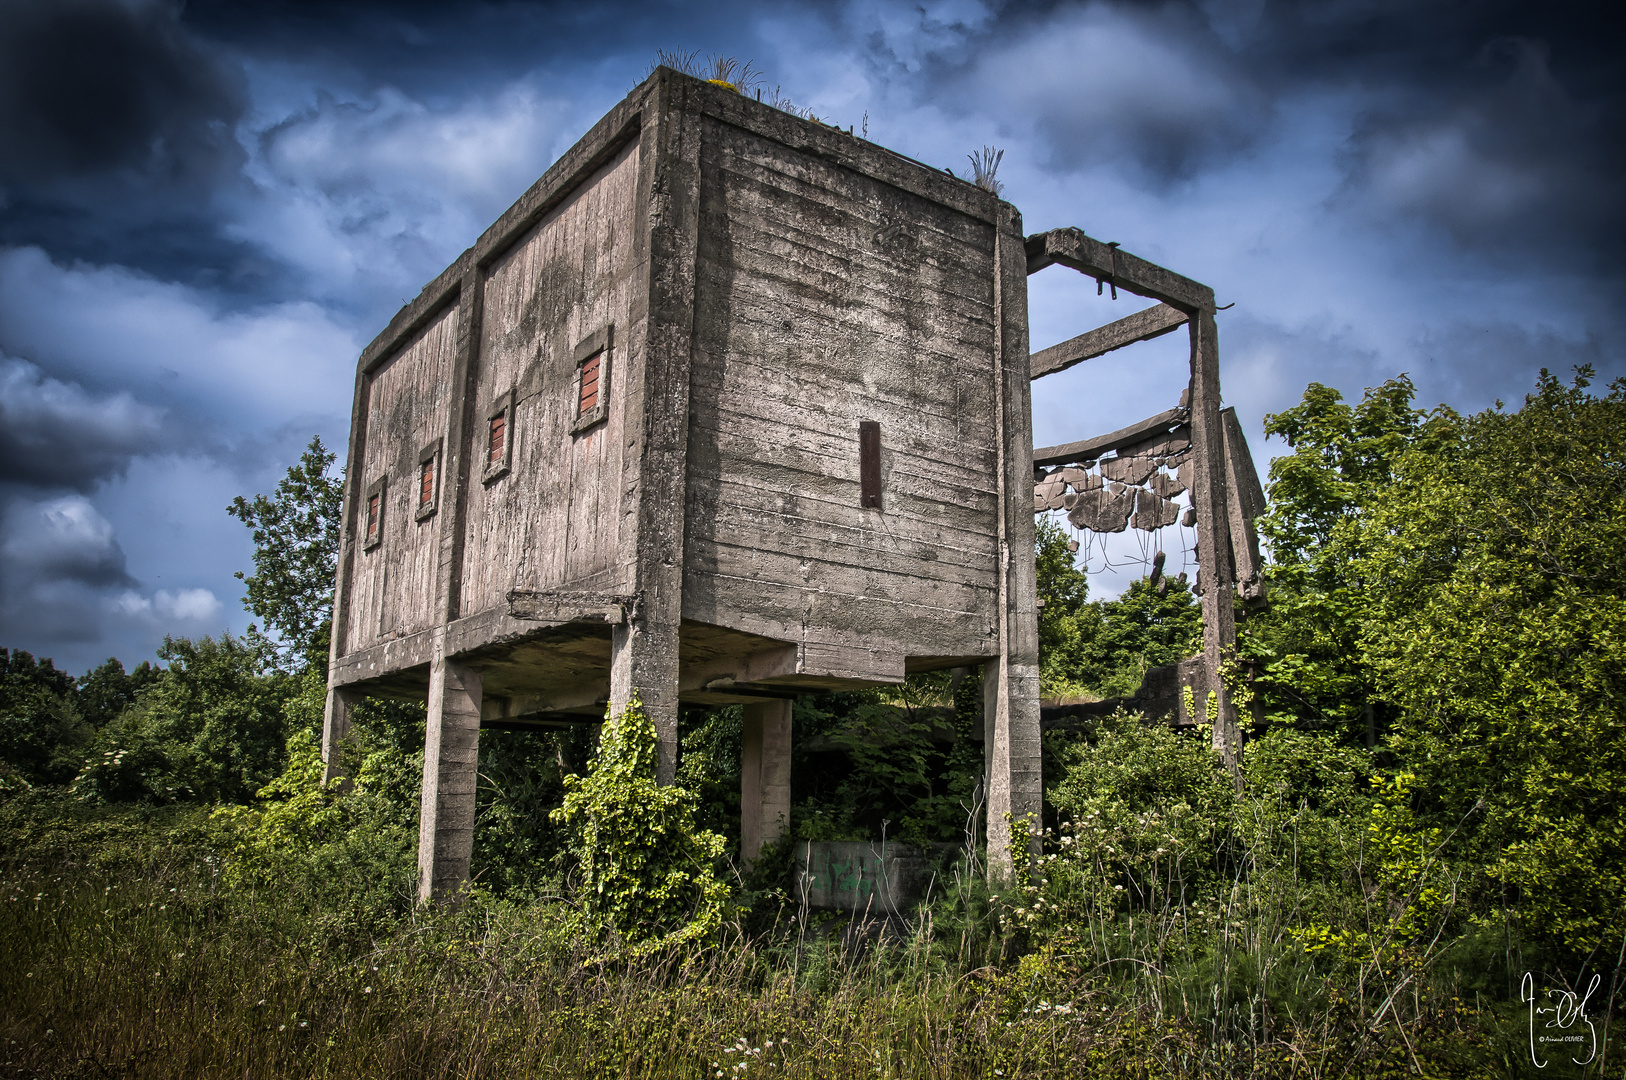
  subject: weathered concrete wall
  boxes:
[684,113,1002,677]
[457,138,644,617]
[342,304,459,656]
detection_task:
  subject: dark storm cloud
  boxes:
[0,0,248,188]
[182,0,765,98]
[0,0,264,294]
[933,0,1623,267]
[0,357,169,492]
[0,198,293,300]
[0,495,135,590]
[965,2,1271,182]
[1251,0,1624,271]
[1335,37,1623,267]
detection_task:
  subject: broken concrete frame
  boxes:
[322,67,1042,903]
[1024,227,1246,778]
[1033,403,1263,594]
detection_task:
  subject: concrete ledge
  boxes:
[330,629,436,688]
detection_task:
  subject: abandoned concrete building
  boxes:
[321,66,1255,903]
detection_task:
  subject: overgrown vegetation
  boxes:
[644,50,824,123]
[3,372,1622,1076]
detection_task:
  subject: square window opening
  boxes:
[415,438,443,521]
[570,325,613,435]
[482,391,514,483]
[362,476,387,550]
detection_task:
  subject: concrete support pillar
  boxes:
[417,656,482,904]
[320,685,360,790]
[985,202,1043,881]
[609,622,680,784]
[1187,307,1243,784]
[740,698,793,863]
[983,656,1042,879]
[604,83,702,787]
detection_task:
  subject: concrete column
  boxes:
[320,685,360,790]
[417,656,482,904]
[609,621,680,784]
[1187,307,1243,783]
[984,203,1043,881]
[603,79,703,788]
[740,699,793,862]
[984,656,1042,879]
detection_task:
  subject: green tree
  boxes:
[1358,368,1626,962]
[0,648,91,788]
[74,635,288,804]
[227,436,343,671]
[1076,578,1203,699]
[74,656,159,729]
[1035,516,1095,697]
[1033,515,1201,699]
[1245,376,1448,737]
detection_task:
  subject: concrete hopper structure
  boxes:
[321,67,1042,903]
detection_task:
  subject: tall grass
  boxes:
[0,844,1145,1078]
[1,765,1613,1078]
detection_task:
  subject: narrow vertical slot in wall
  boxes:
[859,421,882,509]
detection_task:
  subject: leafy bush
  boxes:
[208,667,421,935]
[552,696,728,955]
[1039,713,1236,931]
[1358,368,1626,963]
[790,675,982,850]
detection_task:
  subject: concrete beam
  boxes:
[506,589,634,625]
[1032,406,1189,468]
[1025,228,1214,313]
[1030,303,1188,379]
[480,686,605,722]
[329,628,436,688]
[679,644,800,694]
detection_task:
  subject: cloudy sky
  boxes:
[1,0,1620,675]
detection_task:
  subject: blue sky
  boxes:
[1,0,1620,674]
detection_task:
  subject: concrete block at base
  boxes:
[793,841,958,915]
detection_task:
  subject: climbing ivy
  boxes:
[552,696,728,956]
